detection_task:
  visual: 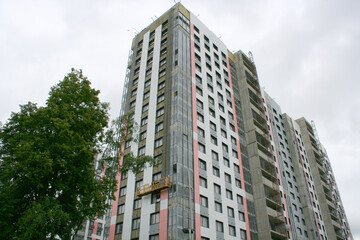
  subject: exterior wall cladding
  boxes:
[84,3,353,240]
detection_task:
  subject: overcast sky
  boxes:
[0,0,359,238]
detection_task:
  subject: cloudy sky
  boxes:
[1,0,359,238]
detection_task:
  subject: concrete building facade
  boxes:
[78,3,352,240]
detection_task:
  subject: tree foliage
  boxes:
[0,69,157,240]
[0,69,111,240]
[101,111,158,180]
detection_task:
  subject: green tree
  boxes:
[0,69,157,240]
[0,69,112,240]
[101,112,157,181]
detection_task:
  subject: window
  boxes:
[239,211,245,221]
[157,107,165,117]
[194,34,200,43]
[198,127,205,137]
[143,91,150,99]
[115,223,123,234]
[220,116,226,126]
[234,164,240,173]
[132,218,140,230]
[135,180,143,189]
[131,88,137,97]
[216,221,224,233]
[222,143,229,153]
[215,201,222,213]
[129,100,136,109]
[199,143,205,153]
[197,99,204,109]
[136,49,142,57]
[226,189,233,199]
[155,122,164,132]
[134,199,142,209]
[138,146,145,156]
[208,96,214,105]
[157,94,165,103]
[151,193,160,204]
[149,30,155,38]
[229,123,235,131]
[195,53,201,61]
[235,179,242,188]
[196,74,202,85]
[227,207,235,218]
[159,55,166,65]
[210,136,217,145]
[212,43,218,51]
[232,149,238,158]
[211,151,219,161]
[159,69,166,78]
[96,223,103,236]
[200,177,207,188]
[158,81,165,90]
[146,68,152,76]
[237,195,244,204]
[221,130,227,138]
[134,67,140,75]
[214,183,221,194]
[140,131,147,141]
[133,77,139,86]
[194,43,200,51]
[155,138,163,148]
[199,159,207,170]
[209,108,215,117]
[223,157,230,167]
[204,34,209,42]
[204,43,210,51]
[160,47,167,56]
[229,225,236,236]
[228,137,235,146]
[207,84,213,93]
[144,79,151,88]
[150,212,160,224]
[210,122,217,131]
[195,63,202,72]
[141,117,148,126]
[117,204,125,215]
[227,100,232,108]
[240,229,247,240]
[206,73,213,82]
[201,215,209,228]
[197,113,204,122]
[213,166,220,177]
[150,234,159,240]
[196,86,203,96]
[200,195,208,207]
[119,187,126,197]
[219,104,225,112]
[142,103,149,113]
[225,173,231,183]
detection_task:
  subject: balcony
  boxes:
[264,185,283,211]
[136,176,171,197]
[252,109,268,133]
[260,158,277,182]
[246,71,261,94]
[269,216,287,240]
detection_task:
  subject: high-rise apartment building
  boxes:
[88,3,352,240]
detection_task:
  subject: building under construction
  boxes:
[76,3,352,240]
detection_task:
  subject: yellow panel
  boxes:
[228,50,235,62]
[178,3,190,20]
